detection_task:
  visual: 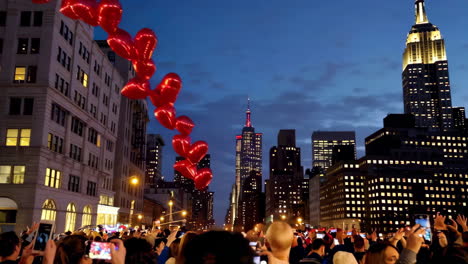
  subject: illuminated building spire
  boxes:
[245,97,252,127]
[415,0,429,24]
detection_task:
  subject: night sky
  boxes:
[95,0,468,226]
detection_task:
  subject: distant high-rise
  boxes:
[265,130,306,222]
[312,131,356,170]
[402,0,453,130]
[146,134,165,186]
[225,99,262,229]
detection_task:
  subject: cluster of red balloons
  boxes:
[32,0,213,190]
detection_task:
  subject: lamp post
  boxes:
[168,200,174,222]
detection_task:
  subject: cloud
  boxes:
[289,62,355,91]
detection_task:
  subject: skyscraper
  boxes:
[402,0,453,130]
[225,100,262,229]
[265,130,306,223]
[146,134,165,187]
[312,131,356,171]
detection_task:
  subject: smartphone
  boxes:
[359,233,366,238]
[316,233,325,239]
[89,242,114,260]
[333,238,339,245]
[415,214,432,241]
[347,232,352,235]
[253,255,268,264]
[32,221,55,253]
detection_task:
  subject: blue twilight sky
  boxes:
[95,0,468,226]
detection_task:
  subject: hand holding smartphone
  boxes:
[32,221,55,254]
[89,242,119,260]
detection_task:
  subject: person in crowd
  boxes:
[0,231,23,264]
[260,222,294,264]
[289,236,305,264]
[176,232,197,264]
[123,237,156,264]
[333,251,358,264]
[303,238,325,264]
[154,238,168,264]
[52,235,91,264]
[183,231,254,264]
[353,235,367,264]
[165,238,180,264]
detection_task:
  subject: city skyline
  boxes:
[95,0,468,225]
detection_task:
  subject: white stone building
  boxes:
[0,0,128,233]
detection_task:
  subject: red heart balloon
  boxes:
[154,104,176,130]
[134,28,158,62]
[172,135,191,157]
[187,141,208,164]
[121,78,150,99]
[133,59,156,81]
[156,73,182,105]
[60,0,81,19]
[174,159,197,180]
[63,0,99,26]
[175,116,195,136]
[32,0,50,3]
[107,28,136,60]
[194,168,213,190]
[98,0,122,34]
[148,90,164,108]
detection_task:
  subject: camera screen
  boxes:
[33,223,53,251]
[89,242,113,260]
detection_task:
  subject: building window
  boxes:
[82,205,92,227]
[51,103,67,126]
[64,203,76,232]
[0,165,25,184]
[30,38,40,54]
[6,129,31,146]
[14,67,26,83]
[33,11,43,26]
[45,168,61,188]
[54,74,70,97]
[9,97,34,115]
[86,181,97,196]
[41,199,56,221]
[20,11,31,27]
[76,66,88,87]
[71,117,84,136]
[68,175,80,193]
[69,144,82,162]
[88,128,99,145]
[0,11,6,26]
[47,133,63,153]
[17,38,28,54]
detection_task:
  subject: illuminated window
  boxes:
[14,66,26,82]
[82,205,92,227]
[65,203,76,232]
[45,168,61,188]
[0,165,25,184]
[41,199,56,221]
[6,128,31,146]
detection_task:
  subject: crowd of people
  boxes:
[0,213,467,264]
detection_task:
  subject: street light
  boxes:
[168,200,174,222]
[297,217,303,224]
[181,210,187,217]
[160,216,165,221]
[130,176,139,185]
[281,215,286,220]
[138,214,143,220]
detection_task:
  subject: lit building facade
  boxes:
[361,114,468,232]
[0,0,125,232]
[402,0,453,130]
[97,41,148,227]
[312,131,356,171]
[145,134,164,187]
[225,100,262,229]
[265,130,307,225]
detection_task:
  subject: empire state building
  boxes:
[402,0,453,130]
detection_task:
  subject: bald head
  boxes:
[265,222,294,252]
